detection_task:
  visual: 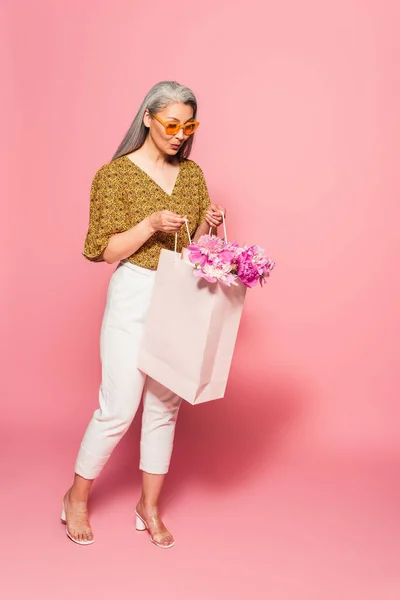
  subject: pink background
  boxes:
[2,1,400,598]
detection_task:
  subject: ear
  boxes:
[143,109,152,128]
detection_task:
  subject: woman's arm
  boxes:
[193,166,226,243]
[193,206,227,243]
[84,165,186,264]
[103,211,187,264]
[192,219,210,243]
[102,217,155,264]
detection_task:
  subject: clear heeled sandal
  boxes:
[61,503,94,546]
[135,511,175,549]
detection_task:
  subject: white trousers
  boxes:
[75,261,182,479]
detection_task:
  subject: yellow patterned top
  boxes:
[83,155,213,270]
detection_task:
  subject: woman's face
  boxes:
[145,102,195,156]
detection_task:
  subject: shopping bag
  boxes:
[138,243,247,405]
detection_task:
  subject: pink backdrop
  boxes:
[2,1,400,598]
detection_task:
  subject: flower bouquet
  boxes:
[187,234,275,288]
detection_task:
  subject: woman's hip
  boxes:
[102,261,157,333]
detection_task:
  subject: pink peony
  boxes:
[189,235,224,257]
[260,257,276,285]
[193,261,238,287]
[237,251,261,287]
[187,233,275,289]
[188,235,235,268]
[225,241,246,259]
[187,248,208,267]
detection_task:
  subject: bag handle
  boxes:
[209,211,227,242]
[174,218,192,253]
[174,211,227,253]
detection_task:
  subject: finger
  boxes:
[166,220,187,229]
[209,204,224,214]
[206,219,220,228]
[206,212,220,223]
[163,210,183,217]
[163,215,186,225]
[168,213,186,220]
[165,213,186,223]
[166,217,186,225]
[214,207,225,216]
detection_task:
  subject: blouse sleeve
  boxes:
[83,165,127,262]
[197,166,218,237]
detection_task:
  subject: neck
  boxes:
[138,135,175,166]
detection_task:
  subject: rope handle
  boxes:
[174,210,227,253]
[174,218,192,253]
[209,211,227,242]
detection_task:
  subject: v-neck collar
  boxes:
[122,155,183,197]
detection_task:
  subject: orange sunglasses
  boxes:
[149,111,200,136]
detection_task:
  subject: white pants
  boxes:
[75,261,182,479]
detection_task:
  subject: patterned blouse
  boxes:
[83,155,213,270]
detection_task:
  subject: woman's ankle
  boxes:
[67,474,93,504]
[67,487,89,504]
[138,499,159,514]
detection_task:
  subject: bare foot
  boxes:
[136,502,174,548]
[62,489,94,544]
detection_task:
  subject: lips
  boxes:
[171,143,180,150]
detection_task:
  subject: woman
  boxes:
[62,81,226,548]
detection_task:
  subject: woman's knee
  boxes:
[96,394,139,431]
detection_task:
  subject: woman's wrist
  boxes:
[144,215,157,235]
[193,219,213,242]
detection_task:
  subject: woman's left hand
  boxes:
[205,204,226,228]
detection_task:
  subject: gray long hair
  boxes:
[112,81,198,162]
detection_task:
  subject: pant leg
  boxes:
[75,262,156,479]
[139,377,182,475]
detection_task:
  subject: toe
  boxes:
[162,535,173,547]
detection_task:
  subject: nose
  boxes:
[175,128,185,140]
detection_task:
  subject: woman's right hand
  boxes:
[148,211,187,233]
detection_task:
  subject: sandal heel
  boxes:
[135,513,147,531]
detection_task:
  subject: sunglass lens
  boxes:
[185,123,198,135]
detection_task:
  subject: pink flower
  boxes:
[187,233,275,289]
[260,258,276,286]
[188,235,235,268]
[237,253,261,287]
[193,262,238,287]
[189,235,224,257]
[187,248,208,267]
[225,242,246,259]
